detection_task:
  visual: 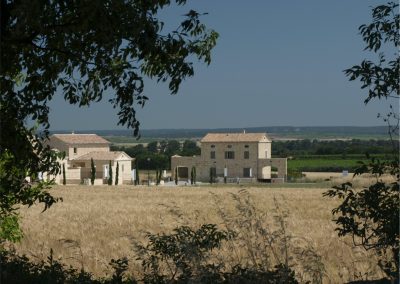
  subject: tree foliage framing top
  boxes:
[1,0,218,135]
[0,0,218,240]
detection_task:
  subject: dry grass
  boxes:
[303,172,396,187]
[8,184,386,283]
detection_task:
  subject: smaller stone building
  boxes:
[47,134,133,185]
[171,132,287,183]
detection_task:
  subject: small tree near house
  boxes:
[115,162,119,185]
[174,167,178,185]
[190,166,196,185]
[156,169,162,185]
[62,164,66,185]
[135,166,140,185]
[90,158,96,185]
[108,160,112,186]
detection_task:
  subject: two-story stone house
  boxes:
[48,134,133,185]
[171,132,286,182]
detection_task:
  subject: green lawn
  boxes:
[288,158,367,172]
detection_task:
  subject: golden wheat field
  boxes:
[8,183,386,283]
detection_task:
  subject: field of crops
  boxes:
[8,183,389,283]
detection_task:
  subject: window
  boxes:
[122,165,124,172]
[73,147,77,154]
[244,151,249,159]
[225,151,235,159]
[265,150,268,158]
[227,145,232,148]
[210,151,216,159]
[244,145,249,148]
[211,145,215,148]
[243,168,251,178]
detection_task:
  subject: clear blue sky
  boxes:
[48,0,398,130]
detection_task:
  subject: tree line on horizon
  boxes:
[110,138,395,170]
[111,140,201,170]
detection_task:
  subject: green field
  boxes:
[287,158,367,172]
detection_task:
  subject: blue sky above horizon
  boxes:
[48,1,398,131]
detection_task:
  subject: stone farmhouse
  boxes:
[47,134,133,185]
[171,132,287,183]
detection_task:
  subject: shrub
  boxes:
[0,249,96,284]
[135,162,139,186]
[324,158,399,279]
[134,223,299,283]
[192,166,196,185]
[108,161,112,186]
[90,158,96,186]
[115,162,119,186]
[0,215,23,243]
[62,163,66,185]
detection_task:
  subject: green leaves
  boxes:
[1,0,218,135]
[360,2,399,52]
[344,2,399,104]
[135,224,232,282]
[0,215,23,243]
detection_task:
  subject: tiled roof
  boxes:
[201,133,270,143]
[72,151,133,161]
[51,134,110,145]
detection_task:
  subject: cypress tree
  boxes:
[156,169,162,185]
[135,160,140,185]
[62,163,66,185]
[193,166,196,185]
[175,167,178,185]
[108,160,112,185]
[90,158,96,185]
[155,169,159,185]
[190,167,194,185]
[115,162,119,185]
[135,168,139,185]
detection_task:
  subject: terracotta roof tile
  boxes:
[201,133,270,143]
[52,134,110,145]
[72,151,132,161]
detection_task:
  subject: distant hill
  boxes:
[51,126,390,140]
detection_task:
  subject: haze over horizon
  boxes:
[48,1,398,131]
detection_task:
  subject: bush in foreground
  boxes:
[1,224,297,283]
